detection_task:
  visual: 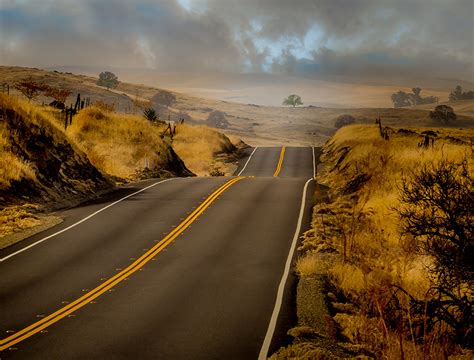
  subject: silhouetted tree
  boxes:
[334,114,356,128]
[14,77,48,102]
[391,88,438,108]
[398,160,473,344]
[449,85,474,101]
[97,71,119,90]
[283,94,303,108]
[430,105,456,124]
[410,87,422,105]
[391,91,412,108]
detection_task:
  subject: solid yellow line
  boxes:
[273,146,286,177]
[0,176,246,351]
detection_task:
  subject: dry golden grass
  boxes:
[67,107,172,179]
[0,94,57,190]
[0,204,41,237]
[293,124,474,358]
[172,124,235,176]
[4,66,473,148]
[296,253,324,277]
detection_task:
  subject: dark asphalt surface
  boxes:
[0,146,319,359]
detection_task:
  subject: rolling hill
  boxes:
[2,66,474,147]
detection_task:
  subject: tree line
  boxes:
[391,87,439,108]
[449,85,474,101]
[391,85,474,108]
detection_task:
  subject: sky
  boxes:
[0,0,473,84]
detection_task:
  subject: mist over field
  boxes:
[1,0,473,106]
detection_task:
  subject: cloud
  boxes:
[0,0,472,82]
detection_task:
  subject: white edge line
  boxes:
[312,146,316,179]
[237,147,258,176]
[258,177,313,360]
[0,178,176,262]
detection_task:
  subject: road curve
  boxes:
[0,146,319,359]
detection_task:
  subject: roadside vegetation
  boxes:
[273,124,473,359]
[0,90,240,244]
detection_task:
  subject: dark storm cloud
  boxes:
[0,0,472,81]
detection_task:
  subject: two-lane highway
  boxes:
[0,146,319,359]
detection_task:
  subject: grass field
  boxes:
[3,66,473,147]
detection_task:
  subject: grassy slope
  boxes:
[0,93,238,244]
[3,66,473,147]
[272,125,473,359]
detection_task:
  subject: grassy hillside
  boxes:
[273,125,473,359]
[3,66,473,147]
[0,93,240,244]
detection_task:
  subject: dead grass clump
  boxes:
[296,253,324,276]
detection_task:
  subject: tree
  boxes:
[391,91,412,108]
[283,94,303,108]
[96,71,119,90]
[429,105,456,124]
[334,114,356,128]
[151,90,176,108]
[410,87,422,105]
[449,85,463,101]
[14,77,47,102]
[391,88,438,108]
[449,85,474,101]
[44,86,71,105]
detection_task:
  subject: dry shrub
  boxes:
[270,342,338,360]
[296,253,323,276]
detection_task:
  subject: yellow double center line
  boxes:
[273,146,286,177]
[0,176,246,351]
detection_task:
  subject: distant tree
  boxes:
[430,105,456,124]
[419,95,439,105]
[96,71,119,90]
[283,94,303,108]
[449,85,474,101]
[151,90,176,108]
[334,114,356,128]
[449,85,464,101]
[391,91,412,108]
[391,88,438,108]
[410,87,422,105]
[14,77,48,102]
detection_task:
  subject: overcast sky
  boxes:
[1,0,473,82]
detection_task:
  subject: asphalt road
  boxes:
[0,146,319,359]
